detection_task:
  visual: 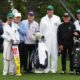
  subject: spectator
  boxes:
[13,12,22,75]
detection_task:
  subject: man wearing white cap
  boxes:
[13,12,21,42]
[14,13,21,24]
[14,12,26,73]
[12,12,22,75]
[12,12,21,45]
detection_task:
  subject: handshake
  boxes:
[31,32,44,41]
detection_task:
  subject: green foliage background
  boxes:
[0,0,10,22]
[0,0,80,21]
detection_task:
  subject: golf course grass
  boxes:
[0,53,80,80]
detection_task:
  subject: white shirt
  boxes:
[21,20,39,44]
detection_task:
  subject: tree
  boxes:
[0,0,11,22]
[11,0,80,20]
[13,0,27,19]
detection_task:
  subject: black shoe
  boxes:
[22,70,27,74]
[27,70,33,73]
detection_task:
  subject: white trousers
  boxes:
[3,40,15,75]
[44,37,58,73]
[3,59,15,75]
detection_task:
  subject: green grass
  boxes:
[0,53,80,80]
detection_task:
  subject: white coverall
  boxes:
[74,20,80,31]
[2,22,20,75]
[40,15,61,73]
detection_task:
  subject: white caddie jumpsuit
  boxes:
[40,15,61,73]
[2,22,20,75]
[74,20,80,31]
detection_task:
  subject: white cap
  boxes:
[14,13,21,18]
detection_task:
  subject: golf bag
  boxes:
[12,44,21,76]
[31,37,48,69]
[73,36,80,74]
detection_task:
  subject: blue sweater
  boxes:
[18,21,27,43]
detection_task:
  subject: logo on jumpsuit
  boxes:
[69,27,71,30]
[54,23,57,26]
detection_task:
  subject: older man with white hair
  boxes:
[14,12,26,73]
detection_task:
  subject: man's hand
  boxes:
[73,32,79,36]
[31,34,36,41]
[59,45,64,51]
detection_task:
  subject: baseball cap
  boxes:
[14,12,21,18]
[76,9,80,14]
[7,12,14,18]
[28,11,34,16]
[47,5,54,10]
[63,12,70,17]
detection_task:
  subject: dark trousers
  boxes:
[0,38,3,52]
[19,42,26,71]
[61,44,74,71]
[25,44,36,72]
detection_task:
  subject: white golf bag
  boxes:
[31,36,48,69]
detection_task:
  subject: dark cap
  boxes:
[47,5,54,10]
[28,11,34,16]
[63,13,70,17]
